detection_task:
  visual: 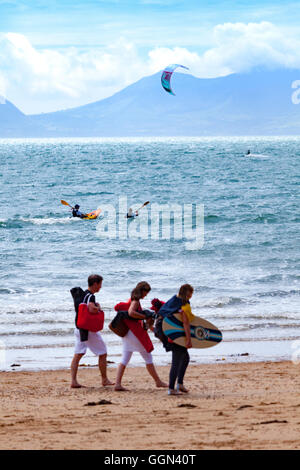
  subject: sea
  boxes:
[0,137,299,371]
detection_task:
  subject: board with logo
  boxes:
[162,313,222,349]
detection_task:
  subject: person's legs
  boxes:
[177,349,190,392]
[114,364,127,391]
[98,353,114,386]
[88,332,113,386]
[146,364,168,387]
[141,351,167,387]
[71,353,85,388]
[114,351,132,391]
[168,345,183,390]
[71,329,87,388]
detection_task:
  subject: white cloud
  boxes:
[148,22,300,78]
[1,22,300,113]
[0,33,147,113]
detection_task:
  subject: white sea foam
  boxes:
[245,153,270,158]
[22,217,73,225]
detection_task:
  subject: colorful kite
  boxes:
[161,64,189,95]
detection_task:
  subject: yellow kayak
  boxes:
[82,209,101,220]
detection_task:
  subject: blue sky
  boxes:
[1,0,300,113]
[1,0,300,48]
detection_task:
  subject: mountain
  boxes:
[1,68,300,137]
[0,98,45,137]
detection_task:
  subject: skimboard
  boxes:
[162,313,222,349]
[82,208,101,220]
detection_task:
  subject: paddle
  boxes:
[137,201,150,211]
[61,200,89,219]
[125,201,150,218]
[61,199,73,209]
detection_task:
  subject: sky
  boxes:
[1,0,300,113]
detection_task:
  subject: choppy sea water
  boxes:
[0,137,299,371]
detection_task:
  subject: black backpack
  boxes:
[70,287,85,314]
[154,316,172,351]
[70,287,89,341]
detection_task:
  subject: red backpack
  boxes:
[77,293,104,332]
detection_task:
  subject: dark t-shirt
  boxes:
[74,289,96,315]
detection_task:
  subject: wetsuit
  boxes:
[159,295,190,390]
[169,343,190,389]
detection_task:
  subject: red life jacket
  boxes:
[77,293,104,332]
[114,299,154,353]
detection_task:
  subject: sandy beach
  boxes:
[1,361,300,450]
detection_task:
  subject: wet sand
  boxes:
[1,361,300,450]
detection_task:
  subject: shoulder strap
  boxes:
[82,293,93,304]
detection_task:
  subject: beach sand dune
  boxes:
[1,361,300,450]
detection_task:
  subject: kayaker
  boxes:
[72,204,86,218]
[126,208,139,218]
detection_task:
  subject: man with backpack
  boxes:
[70,274,113,388]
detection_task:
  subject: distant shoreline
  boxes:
[2,135,300,140]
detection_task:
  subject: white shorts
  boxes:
[74,329,107,356]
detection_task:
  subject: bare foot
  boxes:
[71,383,85,389]
[102,379,114,386]
[114,385,129,391]
[156,381,168,388]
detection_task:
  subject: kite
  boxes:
[161,64,189,95]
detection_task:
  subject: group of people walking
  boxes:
[70,274,194,396]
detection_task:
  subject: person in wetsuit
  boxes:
[158,284,194,396]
